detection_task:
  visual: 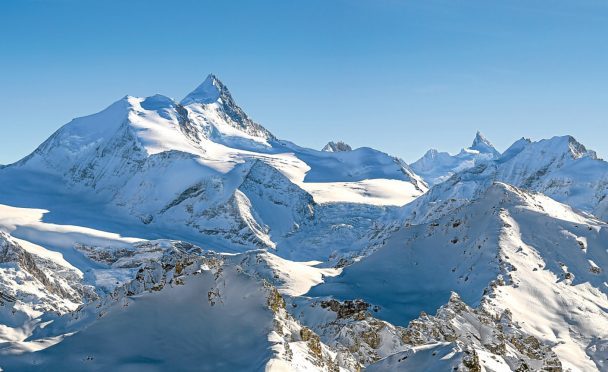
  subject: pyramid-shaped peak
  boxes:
[469,131,500,157]
[472,131,491,148]
[181,74,229,105]
[180,74,275,140]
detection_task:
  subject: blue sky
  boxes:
[1,0,607,164]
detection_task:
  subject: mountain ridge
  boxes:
[1,75,607,371]
[410,131,500,186]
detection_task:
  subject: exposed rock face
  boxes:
[320,299,370,320]
[401,293,562,371]
[2,74,608,371]
[6,74,427,264]
[292,291,561,370]
[3,244,360,371]
[291,297,409,366]
[0,232,91,317]
[312,182,608,370]
[322,141,353,153]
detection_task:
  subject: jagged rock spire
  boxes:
[469,131,500,157]
[322,141,352,152]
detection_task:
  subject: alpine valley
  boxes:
[0,75,607,371]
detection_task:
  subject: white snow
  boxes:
[311,183,608,370]
[1,74,608,371]
[410,131,500,186]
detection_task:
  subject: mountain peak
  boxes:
[565,135,597,159]
[181,74,227,105]
[471,131,492,149]
[472,131,488,146]
[322,141,352,152]
[469,131,500,157]
[544,135,598,160]
[500,135,597,162]
[179,74,275,141]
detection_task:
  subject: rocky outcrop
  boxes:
[400,293,562,371]
[322,141,352,153]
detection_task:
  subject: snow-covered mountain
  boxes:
[311,183,608,370]
[1,75,607,371]
[410,131,501,186]
[2,74,426,258]
[406,135,608,224]
[12,74,426,205]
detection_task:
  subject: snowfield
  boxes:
[0,75,607,371]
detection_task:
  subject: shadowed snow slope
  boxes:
[1,248,359,371]
[8,74,425,207]
[2,75,608,371]
[0,74,426,260]
[310,183,608,370]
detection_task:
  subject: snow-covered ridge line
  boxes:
[408,134,608,223]
[410,131,500,186]
[2,72,608,371]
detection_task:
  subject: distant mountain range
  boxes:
[0,75,606,371]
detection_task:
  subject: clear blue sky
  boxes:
[1,0,607,164]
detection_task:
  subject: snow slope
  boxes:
[1,247,360,371]
[310,183,608,370]
[9,74,426,208]
[368,292,562,371]
[0,230,96,353]
[0,74,426,261]
[2,74,608,371]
